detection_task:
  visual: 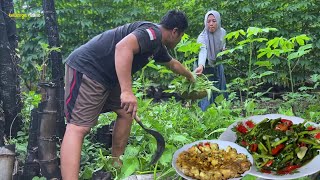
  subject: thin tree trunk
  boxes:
[0,0,21,138]
[0,101,4,146]
[23,109,40,180]
[42,0,65,139]
[38,83,61,179]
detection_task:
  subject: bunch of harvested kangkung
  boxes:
[176,142,252,180]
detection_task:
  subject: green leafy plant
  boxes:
[175,34,201,59]
[278,74,320,119]
[165,73,220,100]
[218,27,276,109]
[21,91,41,123]
[133,60,166,97]
[258,34,313,92]
[37,42,61,82]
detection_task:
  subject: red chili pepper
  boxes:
[236,123,248,134]
[241,140,248,146]
[204,142,210,146]
[315,133,320,139]
[260,169,272,174]
[281,119,293,127]
[277,165,300,174]
[245,120,255,128]
[250,143,258,152]
[298,142,306,147]
[307,126,316,131]
[275,123,289,131]
[271,144,285,155]
[253,136,257,140]
[264,160,273,167]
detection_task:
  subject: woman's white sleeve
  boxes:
[198,45,207,68]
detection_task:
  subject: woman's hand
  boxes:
[194,65,204,75]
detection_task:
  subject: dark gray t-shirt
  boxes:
[66,21,172,88]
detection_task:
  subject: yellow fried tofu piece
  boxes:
[176,142,252,180]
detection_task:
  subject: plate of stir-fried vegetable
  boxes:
[172,140,253,180]
[219,114,320,179]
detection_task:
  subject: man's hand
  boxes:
[187,72,196,83]
[120,91,137,118]
[164,59,196,83]
[194,65,204,75]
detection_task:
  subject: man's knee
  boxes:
[65,123,91,136]
[114,109,132,120]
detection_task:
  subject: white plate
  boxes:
[172,139,254,180]
[219,114,320,180]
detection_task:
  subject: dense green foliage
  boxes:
[13,0,320,90]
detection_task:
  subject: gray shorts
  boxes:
[64,65,121,127]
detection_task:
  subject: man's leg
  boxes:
[111,109,133,166]
[61,124,91,180]
[63,65,108,179]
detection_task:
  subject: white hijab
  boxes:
[197,10,226,66]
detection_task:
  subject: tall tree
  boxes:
[0,102,4,146]
[0,0,22,138]
[42,0,65,138]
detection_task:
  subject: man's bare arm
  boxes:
[115,34,140,117]
[163,59,195,82]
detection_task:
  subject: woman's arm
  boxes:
[194,44,207,74]
[198,44,207,68]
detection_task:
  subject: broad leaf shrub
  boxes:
[220,27,314,91]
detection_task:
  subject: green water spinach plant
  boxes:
[120,98,212,179]
[79,140,116,180]
[165,72,220,100]
[169,34,221,100]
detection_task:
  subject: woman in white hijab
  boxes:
[194,10,228,111]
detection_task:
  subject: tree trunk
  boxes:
[23,109,40,180]
[42,0,65,139]
[0,0,21,138]
[0,101,4,146]
[2,0,18,50]
[38,83,61,179]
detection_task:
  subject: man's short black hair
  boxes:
[160,10,188,33]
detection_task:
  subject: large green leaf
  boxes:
[120,157,139,179]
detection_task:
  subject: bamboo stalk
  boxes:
[38,83,61,179]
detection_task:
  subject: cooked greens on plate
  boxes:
[233,118,320,175]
